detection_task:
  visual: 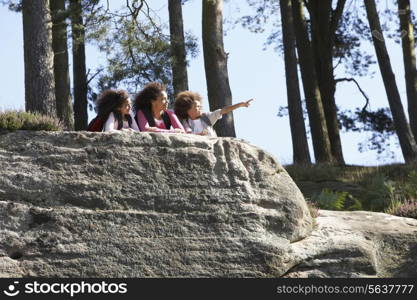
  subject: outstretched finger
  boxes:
[246,99,254,106]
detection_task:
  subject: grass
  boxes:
[285,163,417,219]
[0,110,63,131]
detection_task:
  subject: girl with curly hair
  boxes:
[134,82,185,133]
[174,91,253,137]
[95,89,139,132]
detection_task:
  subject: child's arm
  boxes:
[137,109,185,133]
[220,99,253,115]
[166,110,186,132]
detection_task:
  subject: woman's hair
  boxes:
[173,91,202,120]
[96,89,130,117]
[96,89,131,129]
[134,82,166,112]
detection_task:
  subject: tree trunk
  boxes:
[279,0,311,165]
[22,0,56,116]
[168,0,189,96]
[51,0,74,130]
[202,0,236,137]
[291,0,333,163]
[70,0,88,130]
[398,0,417,142]
[309,0,346,165]
[365,0,417,162]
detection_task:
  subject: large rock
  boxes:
[283,210,417,278]
[1,131,416,278]
[0,131,312,277]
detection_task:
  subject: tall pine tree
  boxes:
[22,0,56,116]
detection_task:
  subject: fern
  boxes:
[345,194,363,211]
[362,174,397,211]
[312,189,347,211]
[402,171,417,200]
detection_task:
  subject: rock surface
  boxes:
[283,210,417,278]
[0,131,311,277]
[0,131,416,278]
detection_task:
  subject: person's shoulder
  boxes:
[136,109,145,116]
[205,109,221,116]
[204,109,222,123]
[165,109,180,118]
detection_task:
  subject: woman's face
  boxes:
[187,101,202,120]
[152,91,168,113]
[118,98,132,115]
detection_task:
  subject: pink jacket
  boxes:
[136,109,185,133]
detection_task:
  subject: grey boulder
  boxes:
[0,131,311,277]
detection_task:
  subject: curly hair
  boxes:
[173,91,202,120]
[134,82,167,112]
[96,89,131,128]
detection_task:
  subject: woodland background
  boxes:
[1,0,417,166]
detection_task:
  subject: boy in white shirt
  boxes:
[173,91,253,137]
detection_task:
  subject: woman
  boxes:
[134,82,185,133]
[96,89,139,132]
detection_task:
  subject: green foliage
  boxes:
[285,163,342,182]
[86,3,198,106]
[0,0,22,12]
[378,2,417,44]
[333,9,375,77]
[240,0,399,156]
[0,111,63,131]
[361,174,397,211]
[238,0,376,77]
[98,18,173,90]
[311,189,347,211]
[338,107,397,159]
[344,194,363,210]
[401,170,417,200]
[279,103,398,161]
[382,170,417,219]
[360,170,417,212]
[286,163,417,213]
[310,189,362,211]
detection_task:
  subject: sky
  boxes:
[0,0,412,166]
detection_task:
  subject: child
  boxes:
[95,89,139,132]
[134,82,185,133]
[173,91,253,137]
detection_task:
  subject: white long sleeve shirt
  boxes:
[103,112,140,132]
[181,109,222,137]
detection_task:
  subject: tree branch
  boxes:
[335,77,369,112]
[333,55,344,71]
[86,68,103,85]
[330,0,347,36]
